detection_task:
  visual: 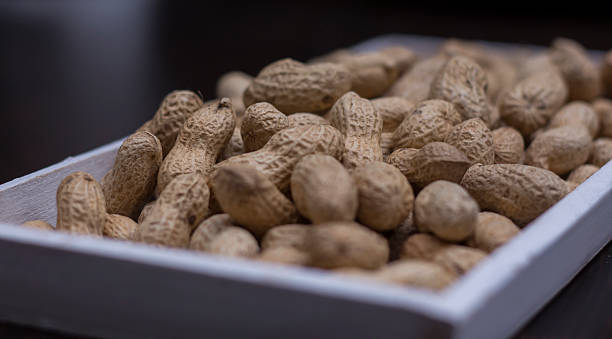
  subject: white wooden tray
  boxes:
[1,35,611,339]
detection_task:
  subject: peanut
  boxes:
[308,48,353,64]
[138,90,204,156]
[241,102,289,152]
[374,260,456,291]
[216,71,252,116]
[101,131,162,220]
[589,138,612,167]
[491,127,525,164]
[261,224,310,251]
[243,58,351,114]
[432,245,487,275]
[353,162,414,232]
[592,98,612,138]
[219,126,244,161]
[22,220,54,231]
[371,97,415,133]
[549,101,599,138]
[156,98,236,195]
[400,233,446,260]
[215,124,344,191]
[516,54,558,81]
[211,165,298,236]
[414,180,479,242]
[103,214,138,240]
[338,52,399,98]
[190,214,259,258]
[430,56,494,126]
[385,55,447,102]
[549,38,601,101]
[567,164,600,185]
[132,173,209,247]
[603,50,612,98]
[499,70,568,137]
[525,126,592,175]
[291,154,358,223]
[444,118,494,165]
[258,247,311,266]
[461,164,568,225]
[387,142,471,188]
[329,91,383,170]
[379,45,418,74]
[286,113,329,128]
[467,212,520,253]
[392,99,462,149]
[56,172,106,236]
[138,201,155,224]
[306,222,389,269]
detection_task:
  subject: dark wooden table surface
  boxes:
[1,1,611,338]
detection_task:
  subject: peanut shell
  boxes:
[432,245,487,275]
[400,233,446,260]
[286,113,329,128]
[243,58,351,114]
[103,214,138,240]
[291,154,358,223]
[589,138,612,167]
[216,71,252,115]
[261,224,310,250]
[603,50,612,98]
[385,55,447,102]
[241,102,289,152]
[567,164,599,185]
[56,172,106,236]
[467,212,520,253]
[444,118,494,165]
[549,101,599,138]
[371,97,415,133]
[22,220,54,231]
[525,126,592,175]
[593,98,612,138]
[491,127,525,164]
[460,164,568,226]
[374,260,456,291]
[338,52,399,98]
[549,38,601,101]
[190,214,259,258]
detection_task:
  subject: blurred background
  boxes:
[0,1,611,338]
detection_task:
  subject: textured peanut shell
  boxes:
[387,142,471,188]
[467,212,520,253]
[329,91,383,170]
[603,51,612,98]
[211,165,298,237]
[101,131,162,220]
[56,172,106,236]
[132,173,209,248]
[371,97,415,133]
[491,127,525,164]
[243,58,352,114]
[339,52,399,98]
[156,98,236,195]
[216,71,252,115]
[257,247,311,266]
[525,126,592,175]
[138,201,155,224]
[460,164,568,226]
[22,220,54,231]
[189,214,259,258]
[593,99,612,138]
[306,222,389,270]
[103,214,138,240]
[444,118,494,165]
[432,245,487,275]
[291,154,357,223]
[589,138,612,167]
[215,124,344,192]
[414,180,479,242]
[286,113,329,128]
[549,101,599,138]
[353,162,414,232]
[430,56,494,126]
[241,102,289,152]
[549,38,601,101]
[219,126,244,161]
[385,55,447,102]
[400,233,446,260]
[379,45,418,74]
[261,224,310,250]
[392,99,462,149]
[499,71,568,137]
[567,164,599,184]
[139,90,204,156]
[374,260,456,291]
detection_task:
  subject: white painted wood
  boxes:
[0,35,610,339]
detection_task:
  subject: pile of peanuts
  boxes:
[22,38,612,291]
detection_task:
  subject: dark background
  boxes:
[1,1,611,338]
